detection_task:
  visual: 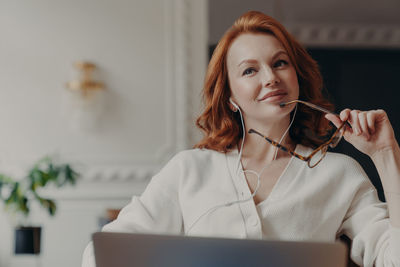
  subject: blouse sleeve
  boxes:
[339,187,400,267]
[81,153,184,267]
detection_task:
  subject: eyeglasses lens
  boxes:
[329,125,345,148]
[308,145,328,168]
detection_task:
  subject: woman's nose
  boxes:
[261,68,280,87]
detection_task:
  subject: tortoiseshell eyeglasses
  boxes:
[248,100,348,168]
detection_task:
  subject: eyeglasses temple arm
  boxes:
[282,100,338,115]
[282,100,351,127]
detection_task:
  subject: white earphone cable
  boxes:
[186,102,298,234]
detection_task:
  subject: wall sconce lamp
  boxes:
[65,61,105,131]
[66,61,104,97]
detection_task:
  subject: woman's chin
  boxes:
[251,109,292,123]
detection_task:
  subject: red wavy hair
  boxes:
[194,11,334,152]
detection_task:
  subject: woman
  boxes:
[82,11,400,266]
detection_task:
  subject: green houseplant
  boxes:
[0,156,80,254]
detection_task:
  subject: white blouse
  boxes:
[82,145,400,267]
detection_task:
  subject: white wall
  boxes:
[0,0,208,266]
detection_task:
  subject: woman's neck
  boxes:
[239,116,296,166]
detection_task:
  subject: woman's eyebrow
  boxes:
[272,50,288,59]
[237,59,258,67]
[237,50,288,67]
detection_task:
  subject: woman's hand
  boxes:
[325,109,397,158]
[327,109,400,229]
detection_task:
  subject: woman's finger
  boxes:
[335,109,353,135]
[366,111,376,134]
[349,110,361,135]
[339,109,351,122]
[325,113,342,128]
[358,111,370,139]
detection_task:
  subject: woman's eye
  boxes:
[274,60,288,68]
[242,68,256,76]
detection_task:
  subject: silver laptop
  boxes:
[93,232,347,267]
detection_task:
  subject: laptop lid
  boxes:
[93,232,347,267]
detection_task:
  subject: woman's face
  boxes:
[227,33,299,125]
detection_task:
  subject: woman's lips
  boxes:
[257,90,288,102]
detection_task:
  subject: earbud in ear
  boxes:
[229,98,239,112]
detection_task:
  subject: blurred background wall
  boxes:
[0,0,399,266]
[0,0,207,266]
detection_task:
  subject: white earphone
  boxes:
[229,98,240,111]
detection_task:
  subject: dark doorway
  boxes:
[308,48,400,200]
